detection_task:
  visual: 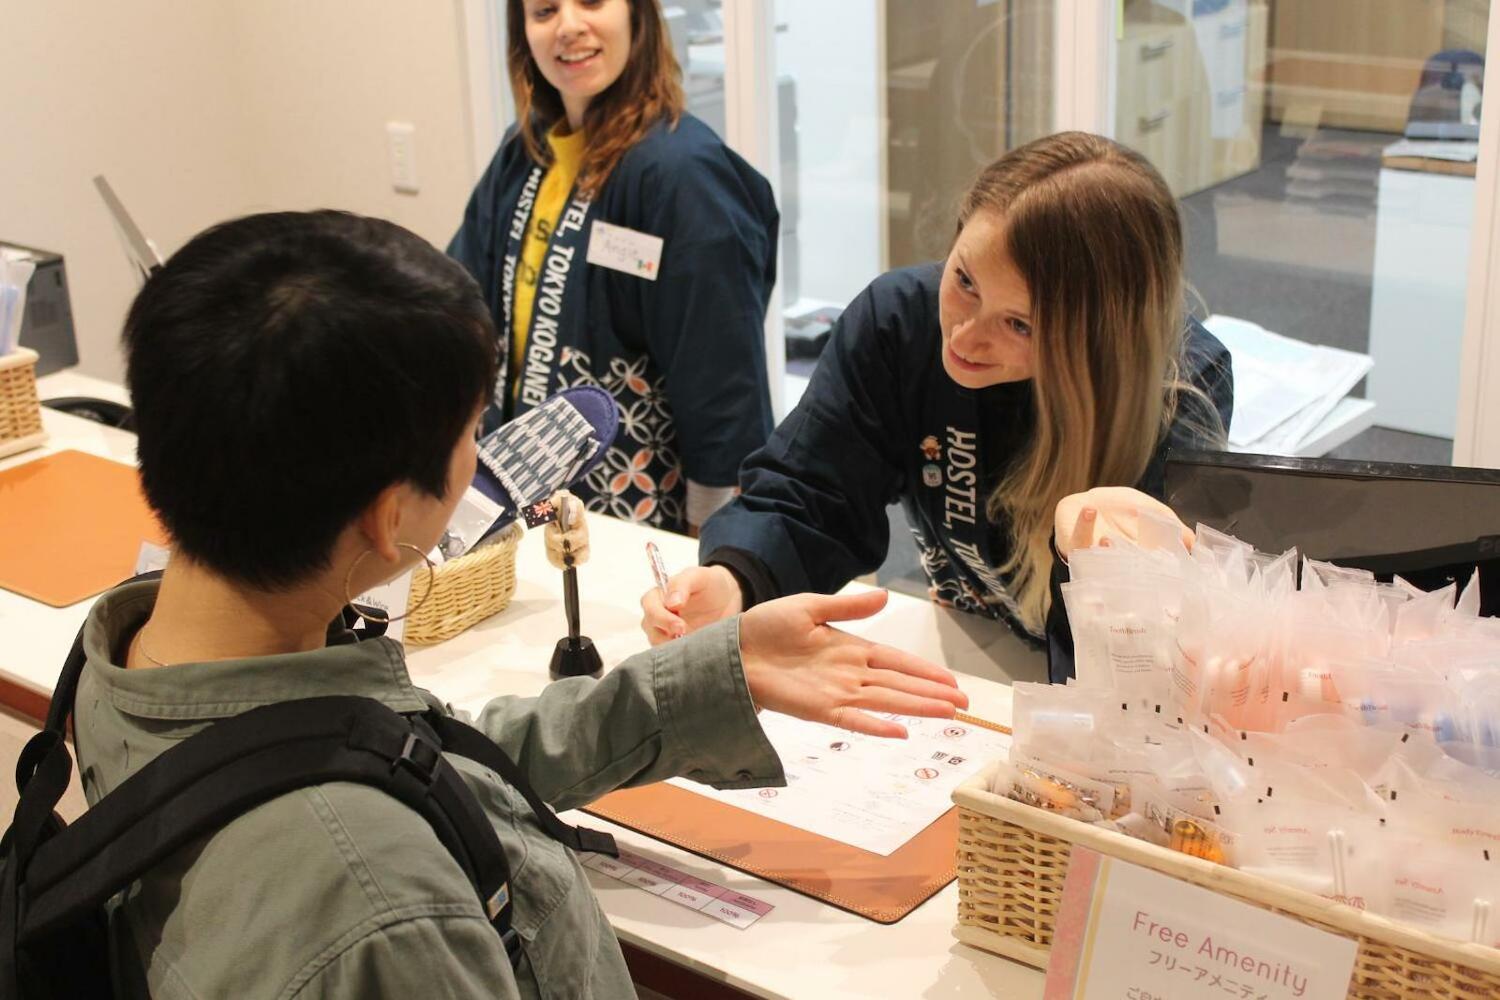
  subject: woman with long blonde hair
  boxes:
[641,132,1233,681]
[450,0,779,536]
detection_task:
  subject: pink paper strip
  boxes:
[1044,846,1105,1000]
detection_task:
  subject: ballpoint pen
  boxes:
[646,540,671,602]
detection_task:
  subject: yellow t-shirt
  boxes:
[511,125,586,394]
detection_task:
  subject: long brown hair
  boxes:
[506,0,684,197]
[959,132,1222,631]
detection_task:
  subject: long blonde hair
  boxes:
[963,132,1218,631]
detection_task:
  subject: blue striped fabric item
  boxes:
[471,387,619,530]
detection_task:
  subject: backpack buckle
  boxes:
[391,731,442,786]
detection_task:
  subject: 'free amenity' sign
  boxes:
[1044,848,1357,1000]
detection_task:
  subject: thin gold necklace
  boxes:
[134,627,169,667]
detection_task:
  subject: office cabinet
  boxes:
[1117,0,1269,198]
[1267,0,1487,134]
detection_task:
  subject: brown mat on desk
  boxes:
[584,712,1009,924]
[0,450,167,607]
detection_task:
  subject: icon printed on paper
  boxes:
[757,788,779,799]
[829,741,851,752]
[914,767,940,780]
[942,726,968,739]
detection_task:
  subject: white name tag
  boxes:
[586,221,663,281]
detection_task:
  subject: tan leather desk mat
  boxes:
[0,450,167,607]
[584,712,1010,924]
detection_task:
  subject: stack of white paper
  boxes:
[1384,138,1479,163]
[1203,314,1373,456]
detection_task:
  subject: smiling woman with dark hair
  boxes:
[450,0,780,537]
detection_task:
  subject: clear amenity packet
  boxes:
[437,486,507,561]
[990,758,1114,824]
[1061,576,1182,706]
[1009,682,1118,760]
[1374,838,1500,945]
[1219,800,1383,908]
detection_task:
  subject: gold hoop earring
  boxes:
[342,543,437,625]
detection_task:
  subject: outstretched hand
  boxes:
[737,589,969,739]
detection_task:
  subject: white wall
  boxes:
[0,1,484,383]
[0,1,259,381]
[223,1,480,249]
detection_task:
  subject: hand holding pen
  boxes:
[639,543,744,645]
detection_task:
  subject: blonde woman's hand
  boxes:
[639,565,743,646]
[738,589,969,738]
[1054,487,1192,562]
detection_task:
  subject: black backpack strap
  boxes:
[424,714,618,858]
[1,613,89,999]
[15,697,520,963]
[0,729,74,997]
[42,621,89,738]
[4,596,599,990]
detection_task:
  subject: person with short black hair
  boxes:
[76,210,967,998]
[127,210,498,588]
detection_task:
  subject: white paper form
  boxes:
[668,712,1012,856]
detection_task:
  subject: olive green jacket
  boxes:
[74,580,782,999]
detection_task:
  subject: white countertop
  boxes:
[405,516,1042,1000]
[2,373,1048,999]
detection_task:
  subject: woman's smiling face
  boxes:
[937,209,1037,389]
[523,0,632,123]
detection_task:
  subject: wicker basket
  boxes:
[0,348,47,460]
[953,764,1500,998]
[404,522,523,647]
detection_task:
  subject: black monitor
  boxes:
[1165,450,1500,615]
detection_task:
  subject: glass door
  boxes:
[1110,0,1489,465]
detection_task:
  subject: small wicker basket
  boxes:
[953,764,1500,998]
[404,521,523,647]
[0,348,47,460]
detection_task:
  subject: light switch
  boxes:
[386,122,419,194]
